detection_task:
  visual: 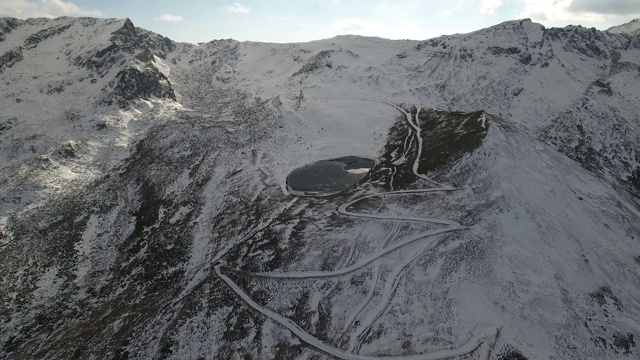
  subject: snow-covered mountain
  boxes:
[0,16,639,359]
[608,18,640,36]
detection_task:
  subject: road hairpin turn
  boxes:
[216,100,500,359]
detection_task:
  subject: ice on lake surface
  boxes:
[286,156,375,196]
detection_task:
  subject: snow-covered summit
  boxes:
[607,18,640,35]
[0,16,178,217]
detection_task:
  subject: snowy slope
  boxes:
[161,18,640,193]
[0,16,639,360]
[608,18,640,36]
[0,17,177,219]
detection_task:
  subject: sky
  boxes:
[1,0,639,43]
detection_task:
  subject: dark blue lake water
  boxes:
[286,156,375,197]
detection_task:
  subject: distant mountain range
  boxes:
[1,15,639,359]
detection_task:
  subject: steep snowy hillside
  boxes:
[608,18,640,36]
[0,16,639,360]
[0,16,179,222]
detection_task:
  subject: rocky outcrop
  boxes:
[104,66,176,108]
[0,46,22,73]
[0,17,20,42]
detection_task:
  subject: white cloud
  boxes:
[568,0,640,15]
[331,18,438,40]
[0,0,102,18]
[339,23,363,31]
[479,0,504,15]
[157,13,184,23]
[516,0,606,25]
[226,3,252,14]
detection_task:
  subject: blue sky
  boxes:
[1,0,640,43]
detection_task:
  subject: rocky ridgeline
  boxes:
[0,17,176,108]
[411,19,640,193]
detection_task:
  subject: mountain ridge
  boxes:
[607,18,640,35]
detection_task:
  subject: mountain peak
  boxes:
[607,17,640,34]
[113,17,137,39]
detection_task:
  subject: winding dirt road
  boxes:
[215,101,499,359]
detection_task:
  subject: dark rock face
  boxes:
[110,18,177,59]
[24,24,72,49]
[369,108,488,190]
[417,109,488,174]
[613,332,636,355]
[609,61,640,76]
[630,168,640,191]
[498,345,529,360]
[488,46,521,56]
[592,79,612,96]
[0,47,23,73]
[0,17,20,42]
[105,67,176,108]
[545,26,618,60]
[80,43,122,74]
[293,49,335,76]
[70,19,177,107]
